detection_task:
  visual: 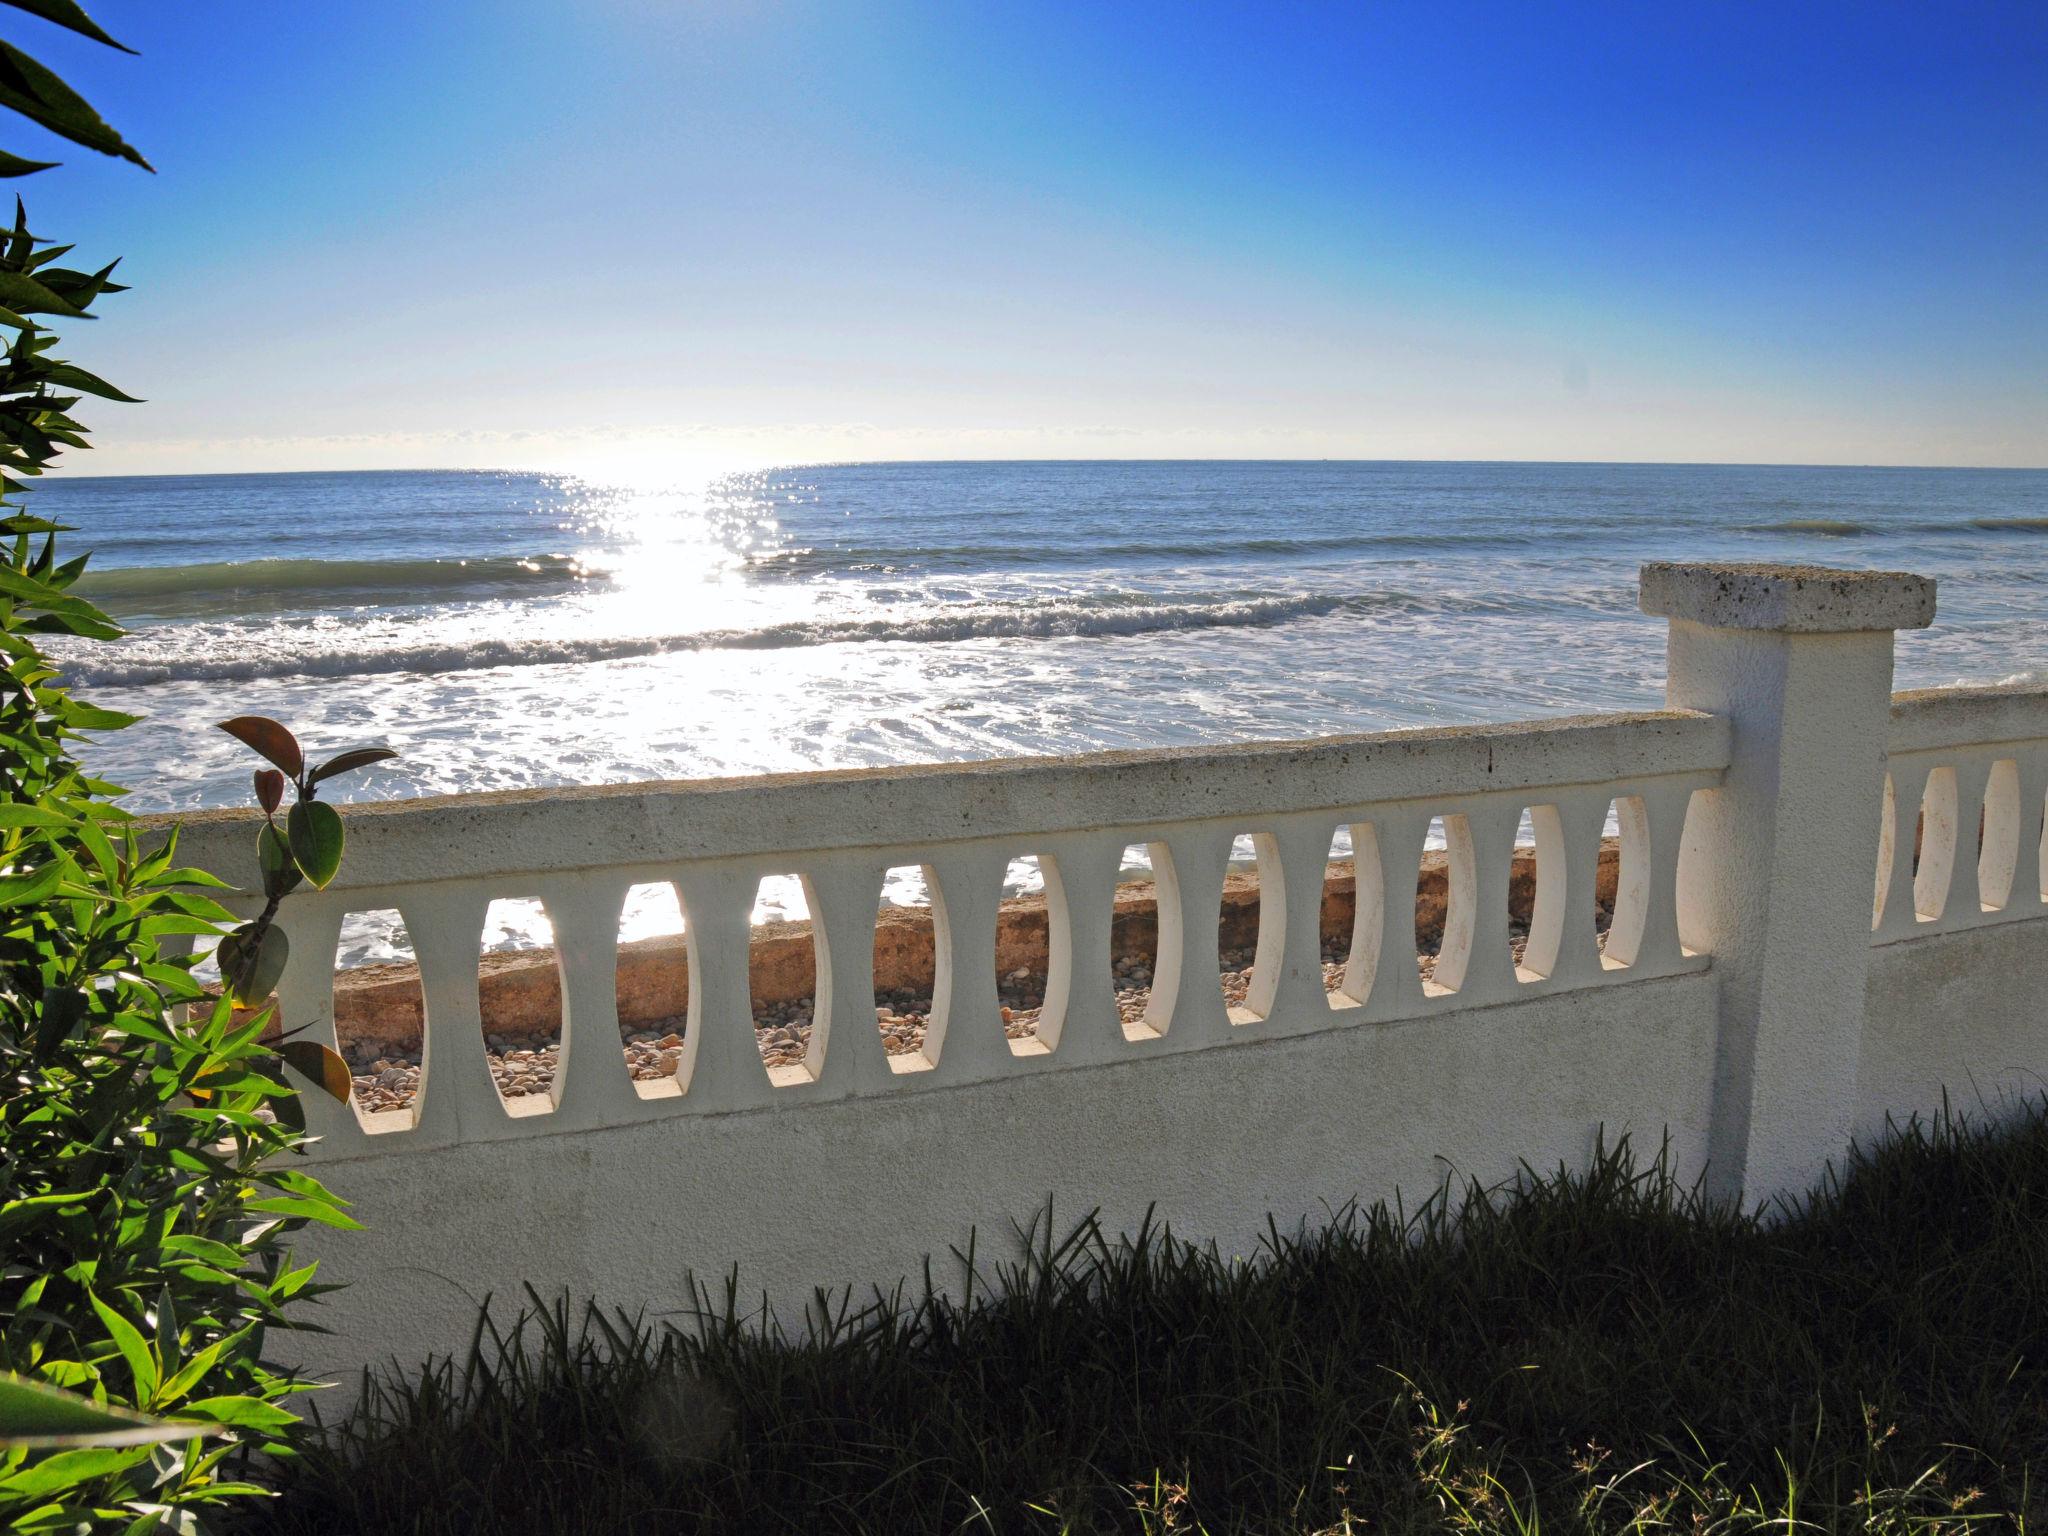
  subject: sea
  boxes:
[35,460,2048,965]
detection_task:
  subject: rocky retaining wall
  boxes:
[321,842,1622,1057]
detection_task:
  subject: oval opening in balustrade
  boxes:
[1416,814,1474,997]
[1112,841,1171,1040]
[1222,831,1277,1024]
[1873,773,1897,931]
[618,881,689,1099]
[1602,796,1649,969]
[1514,806,1563,983]
[1914,767,1959,922]
[751,872,820,1087]
[876,862,940,1073]
[1979,760,2020,913]
[2040,786,2048,905]
[332,906,425,1132]
[1325,824,1377,1010]
[996,853,1059,1057]
[479,897,562,1117]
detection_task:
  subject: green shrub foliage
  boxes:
[0,8,367,1529]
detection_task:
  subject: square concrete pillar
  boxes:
[1641,562,1936,1208]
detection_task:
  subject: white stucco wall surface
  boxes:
[284,973,1719,1386]
[1859,919,2048,1138]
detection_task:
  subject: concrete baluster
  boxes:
[921,844,1015,1083]
[670,865,776,1112]
[801,857,888,1092]
[394,886,495,1143]
[269,897,365,1154]
[1151,826,1233,1046]
[1453,800,1524,1004]
[1031,834,1124,1064]
[1362,805,1435,1021]
[1632,778,1697,975]
[1241,818,1338,1027]
[537,872,632,1132]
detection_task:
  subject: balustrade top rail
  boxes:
[1890,683,2048,755]
[156,708,1728,887]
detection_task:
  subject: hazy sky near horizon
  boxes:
[24,0,2048,476]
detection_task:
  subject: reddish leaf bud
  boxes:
[254,767,285,816]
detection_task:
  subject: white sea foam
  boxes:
[55,592,1424,688]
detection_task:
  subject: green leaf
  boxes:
[0,1373,203,1450]
[215,922,287,1008]
[0,859,61,905]
[0,0,138,55]
[0,148,55,177]
[277,1039,352,1105]
[32,984,84,1056]
[155,1326,252,1408]
[307,745,397,784]
[58,699,138,730]
[286,799,343,889]
[0,267,85,318]
[0,802,70,828]
[0,1444,149,1496]
[0,39,149,168]
[256,821,300,899]
[39,360,137,402]
[153,865,234,890]
[216,714,301,777]
[69,807,114,877]
[243,1196,362,1230]
[86,1294,157,1403]
[0,1190,90,1239]
[177,1396,296,1434]
[158,1235,244,1269]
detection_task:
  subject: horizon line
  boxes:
[43,454,2048,482]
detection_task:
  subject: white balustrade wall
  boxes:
[153,563,2048,1392]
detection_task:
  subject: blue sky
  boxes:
[22,0,2048,473]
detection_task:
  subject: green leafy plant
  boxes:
[0,529,362,1527]
[0,1369,232,1451]
[0,7,370,1531]
[213,716,394,1011]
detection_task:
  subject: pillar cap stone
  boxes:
[1639,561,1935,634]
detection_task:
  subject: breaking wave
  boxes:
[1740,518,1871,536]
[57,592,1425,688]
[1967,517,2048,533]
[76,554,600,616]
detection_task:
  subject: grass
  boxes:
[249,1100,2048,1534]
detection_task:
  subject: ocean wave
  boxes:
[1967,517,2048,533]
[75,553,601,614]
[57,592,1418,688]
[758,529,1533,575]
[1741,518,1871,536]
